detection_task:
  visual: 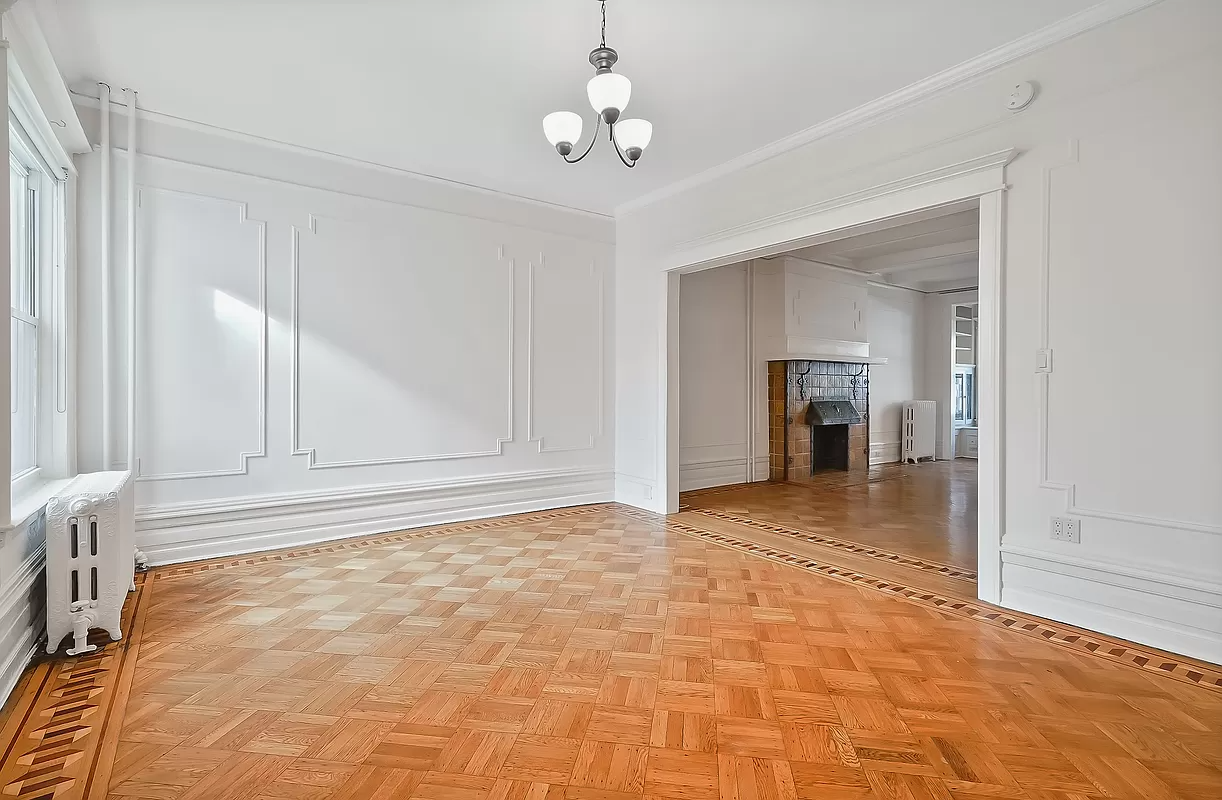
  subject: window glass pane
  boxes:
[10,161,34,316]
[11,315,37,476]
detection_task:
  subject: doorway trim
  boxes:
[661,148,1016,603]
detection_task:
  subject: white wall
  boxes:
[74,105,615,565]
[677,263,756,490]
[921,290,978,460]
[616,0,1222,661]
[866,285,926,464]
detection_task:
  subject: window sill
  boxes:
[8,476,75,531]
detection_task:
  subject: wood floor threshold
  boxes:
[681,506,978,581]
[626,507,1222,692]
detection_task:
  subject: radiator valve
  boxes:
[66,600,98,656]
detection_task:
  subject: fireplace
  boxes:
[806,400,863,472]
[768,360,870,482]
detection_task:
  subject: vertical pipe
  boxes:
[125,88,137,473]
[100,83,112,469]
[744,261,755,483]
[0,27,10,517]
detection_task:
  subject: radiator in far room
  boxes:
[44,471,140,656]
[902,401,937,463]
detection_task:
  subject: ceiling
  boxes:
[39,0,1099,215]
[786,204,979,292]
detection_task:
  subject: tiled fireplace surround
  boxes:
[768,360,870,482]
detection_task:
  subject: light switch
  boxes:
[1036,348,1053,373]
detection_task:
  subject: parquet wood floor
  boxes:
[682,461,979,581]
[3,503,1221,800]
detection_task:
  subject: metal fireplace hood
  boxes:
[805,400,863,426]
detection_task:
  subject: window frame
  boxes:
[9,112,65,502]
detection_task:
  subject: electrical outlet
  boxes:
[1050,516,1080,543]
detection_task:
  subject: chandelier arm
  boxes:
[563,115,602,164]
[609,124,638,168]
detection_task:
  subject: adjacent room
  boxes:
[1,2,1219,799]
[677,202,984,598]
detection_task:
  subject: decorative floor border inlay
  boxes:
[611,506,1222,693]
[684,506,978,581]
[3,501,1221,800]
[0,573,151,800]
[152,504,616,580]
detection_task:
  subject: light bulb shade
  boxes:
[613,118,653,153]
[542,111,583,146]
[586,72,631,115]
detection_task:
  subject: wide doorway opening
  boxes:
[675,200,985,599]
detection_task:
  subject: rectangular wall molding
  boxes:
[134,185,268,481]
[526,255,605,453]
[289,215,515,469]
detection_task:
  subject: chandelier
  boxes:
[542,0,653,168]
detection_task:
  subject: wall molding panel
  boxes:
[1035,141,1219,537]
[76,112,613,568]
[289,214,515,469]
[133,185,268,482]
[526,254,605,453]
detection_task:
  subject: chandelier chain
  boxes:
[601,1,607,48]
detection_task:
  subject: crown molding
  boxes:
[615,0,1164,216]
[69,89,613,222]
[4,2,90,160]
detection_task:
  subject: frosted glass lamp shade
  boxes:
[614,119,653,159]
[587,72,631,116]
[542,111,583,146]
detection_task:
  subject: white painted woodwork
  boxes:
[73,109,614,562]
[292,212,512,468]
[615,0,1222,660]
[922,290,979,461]
[135,188,265,479]
[528,252,604,453]
[753,258,875,362]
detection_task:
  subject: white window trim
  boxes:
[7,62,74,525]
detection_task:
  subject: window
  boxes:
[9,117,56,494]
[953,367,976,427]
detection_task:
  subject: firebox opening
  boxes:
[811,424,850,472]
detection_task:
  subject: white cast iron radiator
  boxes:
[45,471,141,655]
[902,401,937,464]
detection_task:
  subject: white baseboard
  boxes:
[679,457,767,492]
[869,440,901,465]
[0,542,47,708]
[1001,544,1222,664]
[136,467,614,566]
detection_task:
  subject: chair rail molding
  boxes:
[1035,140,1220,537]
[289,217,515,469]
[133,185,269,482]
[526,253,605,453]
